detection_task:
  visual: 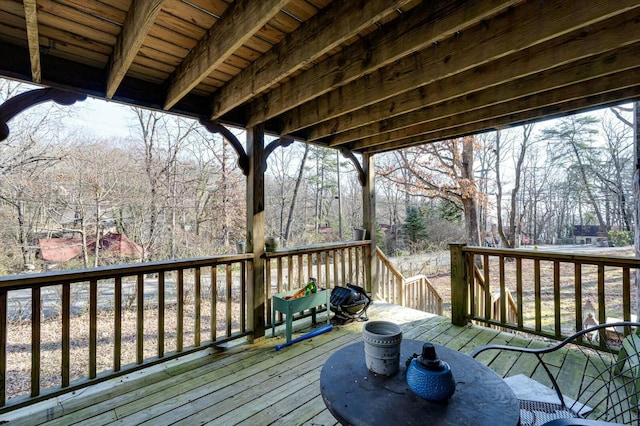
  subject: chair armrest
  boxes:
[542,419,625,425]
[471,322,640,359]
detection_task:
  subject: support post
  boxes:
[247,125,266,341]
[450,243,468,325]
[362,153,377,297]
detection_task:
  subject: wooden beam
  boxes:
[264,137,294,171]
[280,0,640,136]
[209,0,414,120]
[106,0,165,99]
[307,7,640,144]
[246,125,266,341]
[362,153,376,296]
[366,75,640,154]
[344,41,640,150]
[164,0,288,110]
[244,0,520,127]
[22,0,40,83]
[199,119,250,176]
[0,87,86,141]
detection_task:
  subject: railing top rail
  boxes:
[403,274,430,284]
[0,254,253,290]
[265,240,370,257]
[376,247,403,277]
[461,245,640,267]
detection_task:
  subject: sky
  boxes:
[63,94,251,145]
[64,97,136,138]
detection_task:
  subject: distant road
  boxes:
[519,244,634,255]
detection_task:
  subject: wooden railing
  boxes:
[0,254,252,412]
[0,240,444,412]
[472,265,518,324]
[376,248,443,315]
[0,241,377,412]
[264,241,371,321]
[450,243,640,343]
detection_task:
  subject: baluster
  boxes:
[0,289,6,406]
[534,259,541,332]
[195,267,201,347]
[114,277,122,371]
[287,255,294,291]
[89,279,97,379]
[622,267,631,321]
[211,266,217,342]
[240,261,246,332]
[574,263,583,340]
[597,264,606,339]
[177,269,184,352]
[483,255,491,321]
[553,261,561,337]
[516,258,523,329]
[157,272,164,358]
[31,287,41,396]
[500,255,506,324]
[137,274,144,363]
[62,283,71,385]
[226,264,232,336]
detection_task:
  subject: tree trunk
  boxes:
[284,144,309,244]
[495,131,507,246]
[462,138,481,246]
[16,200,28,269]
[508,124,532,248]
[570,139,607,231]
[94,196,100,267]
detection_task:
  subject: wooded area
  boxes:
[0,79,635,275]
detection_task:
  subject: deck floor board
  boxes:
[0,303,605,425]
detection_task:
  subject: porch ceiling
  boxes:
[1,0,639,154]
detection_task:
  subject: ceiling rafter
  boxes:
[208,0,415,120]
[369,77,640,154]
[280,0,640,137]
[163,0,289,110]
[353,52,640,152]
[329,20,640,150]
[106,0,166,99]
[1,0,639,157]
[22,0,41,83]
[244,0,521,128]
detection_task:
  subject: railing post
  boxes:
[362,152,376,296]
[246,124,266,342]
[450,243,468,326]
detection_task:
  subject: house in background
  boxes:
[38,232,144,266]
[573,225,609,246]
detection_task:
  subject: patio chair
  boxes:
[470,322,640,426]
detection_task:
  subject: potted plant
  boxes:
[265,236,280,252]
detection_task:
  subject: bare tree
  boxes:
[542,115,606,232]
[378,137,482,246]
[495,124,535,248]
[0,81,69,270]
[284,143,309,245]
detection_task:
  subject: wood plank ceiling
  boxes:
[0,0,639,154]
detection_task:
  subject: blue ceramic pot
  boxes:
[406,343,456,401]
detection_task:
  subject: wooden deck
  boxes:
[1,303,564,425]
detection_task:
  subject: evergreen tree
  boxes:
[403,207,428,245]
